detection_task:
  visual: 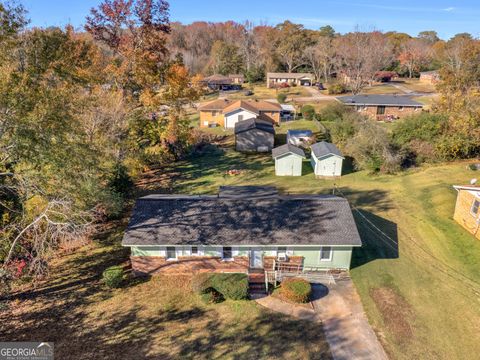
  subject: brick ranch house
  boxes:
[197,99,282,128]
[337,95,423,121]
[266,72,314,88]
[122,186,362,276]
[453,184,480,240]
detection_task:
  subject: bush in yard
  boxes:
[200,288,224,304]
[191,272,213,294]
[318,102,351,122]
[327,82,346,95]
[210,273,248,300]
[102,266,123,288]
[277,92,287,103]
[301,105,315,120]
[280,278,312,303]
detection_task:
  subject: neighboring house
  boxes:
[198,99,282,128]
[337,95,423,121]
[311,141,344,178]
[272,144,306,176]
[453,184,480,240]
[419,70,440,84]
[122,186,362,276]
[201,74,243,91]
[235,118,275,152]
[229,74,245,84]
[266,72,314,88]
[287,129,314,147]
[280,104,296,121]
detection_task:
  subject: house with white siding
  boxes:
[310,142,344,178]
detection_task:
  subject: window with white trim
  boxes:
[222,246,233,260]
[277,246,287,260]
[166,246,176,260]
[320,247,332,261]
[471,199,480,217]
[191,246,198,255]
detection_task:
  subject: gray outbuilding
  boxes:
[311,141,344,177]
[272,144,306,176]
[234,118,275,152]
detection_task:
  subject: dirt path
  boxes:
[256,279,388,360]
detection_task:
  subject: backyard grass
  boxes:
[1,218,332,360]
[156,138,480,360]
[226,84,310,101]
[360,83,402,95]
[397,78,437,93]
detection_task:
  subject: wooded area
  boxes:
[0,0,479,291]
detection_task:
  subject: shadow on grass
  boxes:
[351,209,399,269]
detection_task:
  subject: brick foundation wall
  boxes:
[357,105,419,120]
[131,256,249,275]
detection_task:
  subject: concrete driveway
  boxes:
[256,278,388,360]
[311,280,388,360]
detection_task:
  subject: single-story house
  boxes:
[272,144,306,176]
[229,74,245,84]
[419,70,440,84]
[235,118,275,152]
[337,95,423,121]
[266,72,314,88]
[311,141,344,178]
[198,99,282,128]
[453,184,480,240]
[122,186,362,276]
[287,129,314,147]
[201,74,243,91]
[280,104,296,121]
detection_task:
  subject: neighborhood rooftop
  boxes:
[311,141,344,159]
[234,118,275,135]
[198,99,282,112]
[122,187,362,247]
[272,144,306,158]
[267,72,314,79]
[337,95,423,107]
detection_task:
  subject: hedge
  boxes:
[191,272,248,300]
[301,105,315,120]
[102,266,123,288]
[277,93,287,103]
[280,278,312,303]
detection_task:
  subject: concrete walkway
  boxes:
[256,279,388,360]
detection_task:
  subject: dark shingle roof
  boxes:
[337,95,423,107]
[272,144,306,159]
[234,118,275,135]
[122,189,362,247]
[219,186,278,198]
[311,142,344,159]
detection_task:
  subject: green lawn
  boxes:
[162,141,480,360]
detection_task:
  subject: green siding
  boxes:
[128,245,354,269]
[131,246,163,256]
[292,246,352,269]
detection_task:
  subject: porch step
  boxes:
[248,273,265,283]
[249,282,267,294]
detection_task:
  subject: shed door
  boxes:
[323,160,337,176]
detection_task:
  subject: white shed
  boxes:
[272,144,306,176]
[310,142,344,177]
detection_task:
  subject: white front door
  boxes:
[250,250,263,268]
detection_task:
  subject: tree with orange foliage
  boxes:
[85,0,170,96]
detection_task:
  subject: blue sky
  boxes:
[23,0,480,39]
